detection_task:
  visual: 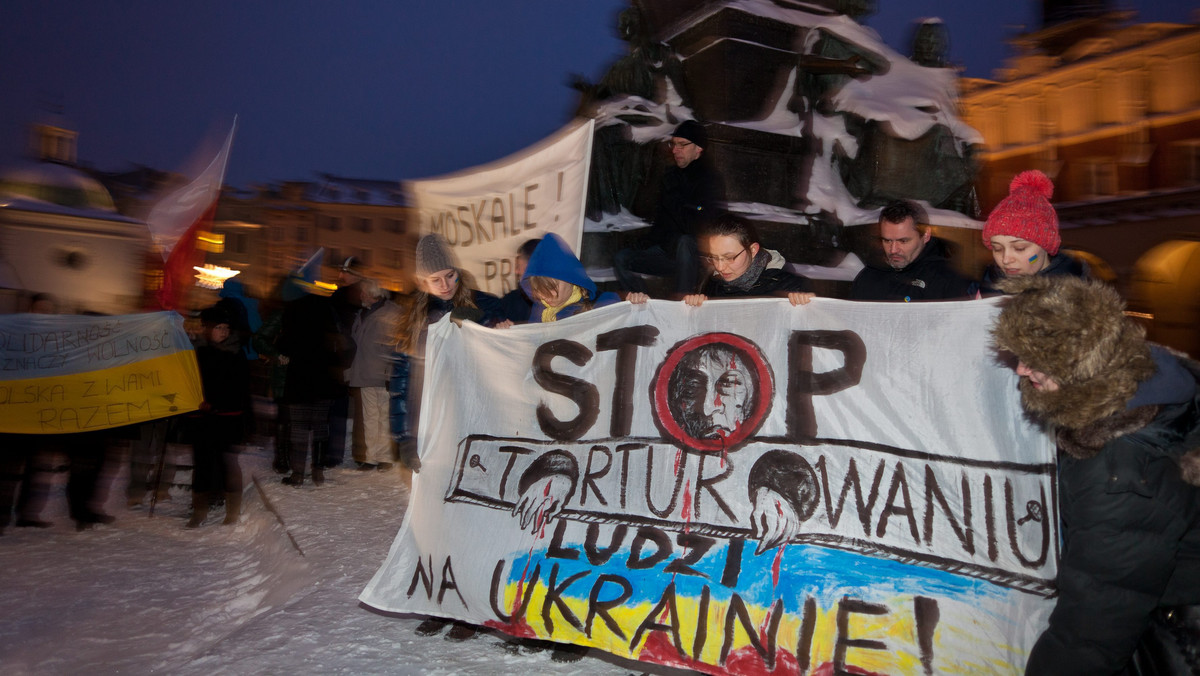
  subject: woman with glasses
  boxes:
[676,213,814,307]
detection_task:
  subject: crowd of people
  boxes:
[1,120,1196,673]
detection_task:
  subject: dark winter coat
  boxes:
[388,288,504,441]
[216,279,262,359]
[424,290,505,328]
[519,233,619,323]
[194,343,251,415]
[849,237,972,301]
[1024,348,1200,675]
[700,248,811,298]
[976,251,1089,297]
[330,280,363,370]
[652,159,725,247]
[991,275,1200,673]
[251,309,286,399]
[499,287,533,323]
[278,293,341,404]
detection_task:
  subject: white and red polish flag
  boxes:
[145,119,237,311]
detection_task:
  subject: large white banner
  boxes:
[362,297,1058,675]
[408,118,595,296]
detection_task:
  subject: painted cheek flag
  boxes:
[146,119,237,311]
[0,312,202,434]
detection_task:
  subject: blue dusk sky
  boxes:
[0,1,1195,188]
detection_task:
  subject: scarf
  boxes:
[540,285,583,322]
[724,249,770,292]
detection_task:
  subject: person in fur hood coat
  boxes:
[991,275,1200,675]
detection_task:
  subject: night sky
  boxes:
[1,1,1195,188]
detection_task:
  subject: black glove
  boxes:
[397,437,421,472]
[448,306,485,327]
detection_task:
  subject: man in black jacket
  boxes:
[614,120,725,296]
[850,200,971,301]
[993,275,1200,675]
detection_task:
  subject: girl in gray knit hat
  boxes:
[388,233,504,643]
[392,234,504,469]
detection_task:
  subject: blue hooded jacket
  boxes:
[519,233,618,323]
[217,279,263,359]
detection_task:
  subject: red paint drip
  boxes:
[483,616,539,640]
[637,632,715,674]
[771,544,785,588]
[511,545,535,615]
[680,480,693,523]
[724,644,803,676]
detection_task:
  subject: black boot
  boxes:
[414,617,448,636]
[397,437,421,472]
[445,622,477,641]
[222,490,241,525]
[186,492,210,528]
[311,440,326,486]
[550,643,588,663]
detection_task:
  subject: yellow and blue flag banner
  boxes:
[0,312,202,434]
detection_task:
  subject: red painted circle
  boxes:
[651,333,773,453]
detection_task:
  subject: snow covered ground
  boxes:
[0,445,685,675]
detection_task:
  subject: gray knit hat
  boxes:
[414,234,456,278]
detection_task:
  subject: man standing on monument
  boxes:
[850,199,971,301]
[614,120,726,296]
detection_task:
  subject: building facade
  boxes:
[959,8,1200,354]
[0,120,150,314]
[961,13,1200,209]
[215,175,415,300]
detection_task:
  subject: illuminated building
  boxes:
[960,3,1200,353]
[220,176,414,296]
[0,118,149,314]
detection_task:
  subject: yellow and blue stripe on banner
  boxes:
[0,312,203,434]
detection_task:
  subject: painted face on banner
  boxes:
[653,333,773,453]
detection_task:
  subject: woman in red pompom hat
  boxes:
[977,170,1089,295]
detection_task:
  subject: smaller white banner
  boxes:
[409,118,595,296]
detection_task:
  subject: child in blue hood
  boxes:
[520,233,619,322]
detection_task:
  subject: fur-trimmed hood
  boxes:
[991,275,1200,486]
[991,275,1154,430]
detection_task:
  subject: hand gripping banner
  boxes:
[361,297,1058,675]
[0,312,202,433]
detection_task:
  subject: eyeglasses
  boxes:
[667,140,694,150]
[699,248,748,265]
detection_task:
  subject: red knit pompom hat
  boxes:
[982,170,1060,255]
